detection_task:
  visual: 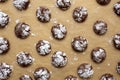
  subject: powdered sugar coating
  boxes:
[36,40,51,56]
[116,62,120,74]
[19,75,33,80]
[52,51,68,68]
[51,24,67,40]
[113,34,120,50]
[34,67,51,80]
[77,63,94,79]
[0,62,12,80]
[114,1,120,16]
[96,0,111,5]
[100,73,115,80]
[65,75,78,80]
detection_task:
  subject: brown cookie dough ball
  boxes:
[77,63,94,79]
[73,6,88,23]
[56,0,71,11]
[91,47,106,63]
[15,22,30,39]
[114,1,120,16]
[96,0,111,5]
[71,36,88,52]
[0,62,12,80]
[34,67,51,80]
[51,24,67,40]
[116,62,120,74]
[17,51,34,67]
[52,51,68,68]
[19,75,32,80]
[36,40,51,56]
[100,73,115,80]
[113,33,120,50]
[13,0,30,11]
[0,11,9,28]
[36,7,51,23]
[0,37,10,55]
[93,20,107,35]
[0,0,7,2]
[65,75,78,80]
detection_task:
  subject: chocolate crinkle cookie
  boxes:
[113,33,120,50]
[65,75,78,80]
[91,47,106,63]
[93,20,107,35]
[71,36,88,52]
[0,11,9,28]
[116,62,120,74]
[51,24,67,40]
[77,63,94,79]
[36,7,51,23]
[52,51,68,68]
[96,0,111,5]
[17,51,34,67]
[34,67,51,80]
[13,0,30,11]
[19,75,33,80]
[56,0,71,11]
[36,40,51,56]
[0,37,9,55]
[0,0,7,2]
[15,22,30,39]
[100,73,115,80]
[73,6,88,23]
[0,62,12,80]
[114,1,120,16]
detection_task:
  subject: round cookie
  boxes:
[91,47,106,63]
[65,75,78,80]
[0,37,9,55]
[17,51,33,67]
[113,33,120,50]
[93,20,107,35]
[36,7,51,23]
[36,40,51,56]
[114,1,120,16]
[51,24,67,40]
[15,22,30,39]
[0,11,9,28]
[71,36,88,52]
[52,51,68,68]
[0,62,12,80]
[56,0,71,11]
[34,67,51,80]
[96,0,111,5]
[19,75,32,80]
[0,0,7,2]
[73,6,88,23]
[100,73,115,80]
[77,63,94,79]
[13,0,30,11]
[116,62,120,74]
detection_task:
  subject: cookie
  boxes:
[65,75,78,80]
[91,47,106,63]
[71,36,88,52]
[116,62,120,74]
[15,22,30,39]
[36,7,51,23]
[93,20,107,35]
[114,1,120,16]
[17,51,33,67]
[113,33,120,50]
[52,51,68,68]
[100,73,115,80]
[34,67,51,80]
[36,40,51,56]
[73,6,88,23]
[13,0,30,11]
[51,24,67,40]
[0,37,9,55]
[19,75,33,80]
[0,62,12,80]
[96,0,111,5]
[56,0,71,10]
[0,11,9,28]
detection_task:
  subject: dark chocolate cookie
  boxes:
[34,67,51,80]
[36,7,51,23]
[15,22,30,39]
[114,1,120,16]
[77,63,94,79]
[116,62,120,74]
[100,73,115,80]
[56,0,71,10]
[13,0,30,11]
[113,33,120,50]
[0,0,7,2]
[73,6,88,23]
[0,62,12,80]
[65,75,78,80]
[96,0,111,5]
[36,40,51,56]
[93,20,107,35]
[51,24,67,40]
[0,11,9,28]
[19,75,32,80]
[52,51,68,68]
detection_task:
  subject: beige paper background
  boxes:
[0,0,120,80]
